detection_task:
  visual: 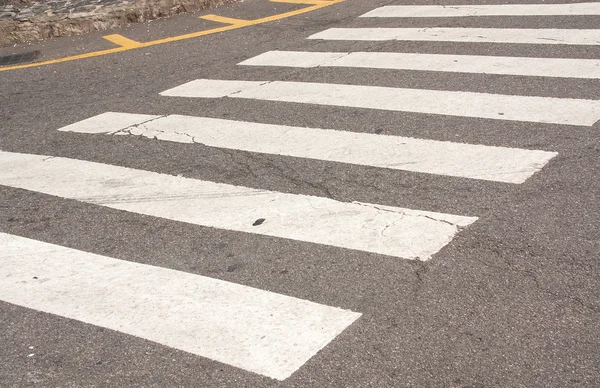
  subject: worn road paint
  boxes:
[0,0,344,72]
[199,14,253,26]
[307,28,600,45]
[102,34,143,48]
[0,151,477,260]
[0,232,360,380]
[239,50,600,79]
[160,79,600,126]
[271,0,333,4]
[361,3,600,18]
[59,112,557,183]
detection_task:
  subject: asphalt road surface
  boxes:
[1,0,599,386]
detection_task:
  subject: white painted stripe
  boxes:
[160,79,600,126]
[240,51,349,68]
[307,28,600,46]
[59,112,557,183]
[0,151,477,260]
[239,50,600,79]
[361,3,600,18]
[0,232,360,380]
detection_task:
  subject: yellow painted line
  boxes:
[270,0,332,5]
[132,0,343,46]
[0,47,131,72]
[200,14,252,25]
[135,23,252,46]
[0,0,344,72]
[103,34,143,48]
[232,0,342,25]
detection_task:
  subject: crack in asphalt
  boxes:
[470,243,599,313]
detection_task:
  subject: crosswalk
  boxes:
[0,232,360,381]
[239,51,600,79]
[360,3,600,18]
[2,1,596,381]
[58,112,555,183]
[308,28,600,45]
[160,79,600,125]
[0,151,477,259]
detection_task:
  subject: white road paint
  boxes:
[0,232,360,380]
[59,112,557,183]
[361,3,600,18]
[160,79,600,126]
[239,50,600,79]
[0,151,477,260]
[241,51,349,68]
[307,28,600,46]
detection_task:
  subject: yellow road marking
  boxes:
[209,0,341,26]
[103,34,143,48]
[200,14,252,25]
[0,0,343,72]
[270,0,332,4]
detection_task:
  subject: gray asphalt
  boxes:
[1,0,599,386]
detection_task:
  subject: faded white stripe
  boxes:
[0,151,477,260]
[0,232,360,380]
[361,3,600,18]
[60,112,557,183]
[239,50,600,79]
[160,79,600,126]
[307,28,600,46]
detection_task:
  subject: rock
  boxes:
[0,11,16,19]
[15,11,33,20]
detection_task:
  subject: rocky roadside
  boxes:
[0,0,238,46]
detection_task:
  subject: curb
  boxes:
[0,0,237,46]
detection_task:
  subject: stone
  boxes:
[0,11,16,19]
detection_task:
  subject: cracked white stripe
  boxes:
[239,50,600,79]
[0,151,477,260]
[307,28,600,46]
[59,112,557,183]
[160,79,600,126]
[0,232,360,380]
[361,3,600,18]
